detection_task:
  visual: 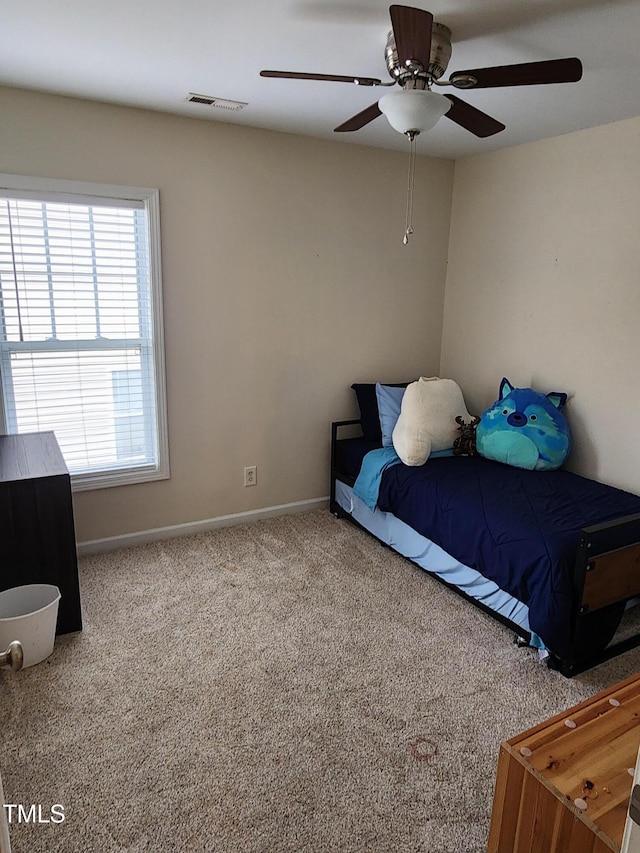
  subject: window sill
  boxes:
[71,463,170,492]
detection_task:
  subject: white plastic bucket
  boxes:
[0,584,61,668]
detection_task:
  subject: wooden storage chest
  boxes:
[488,672,640,852]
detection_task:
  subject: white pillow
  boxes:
[392,377,471,466]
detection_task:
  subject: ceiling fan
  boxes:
[260,4,583,139]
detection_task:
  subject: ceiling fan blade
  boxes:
[334,102,383,132]
[449,57,582,89]
[260,70,383,86]
[389,5,433,71]
[443,95,505,138]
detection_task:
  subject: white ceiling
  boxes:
[1,0,639,159]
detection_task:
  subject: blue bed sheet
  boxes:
[376,455,640,657]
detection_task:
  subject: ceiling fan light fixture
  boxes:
[379,89,450,135]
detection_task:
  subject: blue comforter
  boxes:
[375,455,640,657]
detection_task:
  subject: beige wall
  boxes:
[0,87,454,542]
[441,116,640,493]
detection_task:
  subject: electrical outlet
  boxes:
[244,465,257,487]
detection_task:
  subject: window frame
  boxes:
[0,173,170,491]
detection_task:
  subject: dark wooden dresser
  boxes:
[0,431,82,634]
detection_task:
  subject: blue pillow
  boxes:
[351,382,410,442]
[375,383,406,447]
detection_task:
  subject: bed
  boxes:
[330,416,640,677]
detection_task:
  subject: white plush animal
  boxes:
[392,377,471,466]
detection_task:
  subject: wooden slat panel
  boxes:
[567,816,607,852]
[488,746,526,852]
[547,797,616,853]
[514,771,541,849]
[511,688,640,848]
[490,744,620,852]
[488,674,640,852]
[551,804,579,851]
[582,544,640,612]
[529,780,568,851]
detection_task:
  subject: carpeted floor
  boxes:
[2,509,640,853]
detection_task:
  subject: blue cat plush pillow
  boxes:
[476,378,570,471]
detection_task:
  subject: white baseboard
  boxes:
[77,496,329,556]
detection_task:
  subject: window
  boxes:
[0,174,169,490]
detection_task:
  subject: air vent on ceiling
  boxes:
[185,93,248,111]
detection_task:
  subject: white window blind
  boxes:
[0,176,169,489]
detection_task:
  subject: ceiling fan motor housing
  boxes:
[385,22,452,85]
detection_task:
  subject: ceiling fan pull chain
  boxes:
[403,131,417,245]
